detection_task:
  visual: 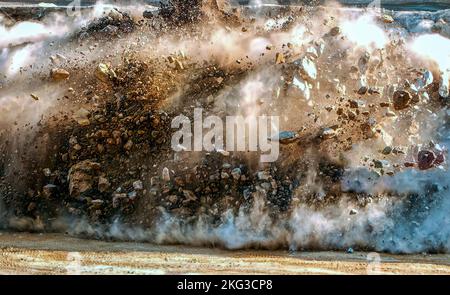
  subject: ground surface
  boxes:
[0,232,449,274]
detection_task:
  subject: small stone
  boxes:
[56,53,67,61]
[294,56,317,80]
[357,86,368,95]
[260,182,271,191]
[175,60,184,70]
[51,68,70,81]
[358,52,370,74]
[167,195,178,204]
[385,110,397,117]
[108,9,123,21]
[42,168,51,177]
[143,9,156,19]
[368,88,381,95]
[231,168,242,180]
[435,151,446,166]
[393,90,412,110]
[98,176,110,193]
[112,193,127,208]
[91,199,104,207]
[382,14,394,24]
[42,184,57,198]
[321,127,336,139]
[162,167,170,182]
[373,160,384,169]
[418,150,436,170]
[277,131,299,144]
[95,63,116,83]
[183,190,197,202]
[257,171,270,181]
[439,71,449,98]
[73,108,90,126]
[358,75,368,90]
[49,55,57,64]
[382,146,392,155]
[133,180,144,191]
[222,163,232,169]
[349,99,365,108]
[414,70,434,91]
[68,160,101,197]
[329,26,341,36]
[124,140,133,151]
[392,147,405,155]
[275,52,285,64]
[347,110,357,121]
[128,191,137,200]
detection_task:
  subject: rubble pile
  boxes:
[1,3,450,252]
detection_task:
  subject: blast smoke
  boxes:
[341,14,388,49]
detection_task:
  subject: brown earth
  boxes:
[0,232,449,274]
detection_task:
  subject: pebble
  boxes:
[133,180,144,191]
[162,167,170,182]
[51,68,70,81]
[231,168,242,180]
[349,209,358,215]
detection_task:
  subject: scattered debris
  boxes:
[1,3,449,253]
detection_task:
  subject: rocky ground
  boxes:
[1,1,450,254]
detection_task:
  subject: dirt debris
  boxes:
[0,3,449,253]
